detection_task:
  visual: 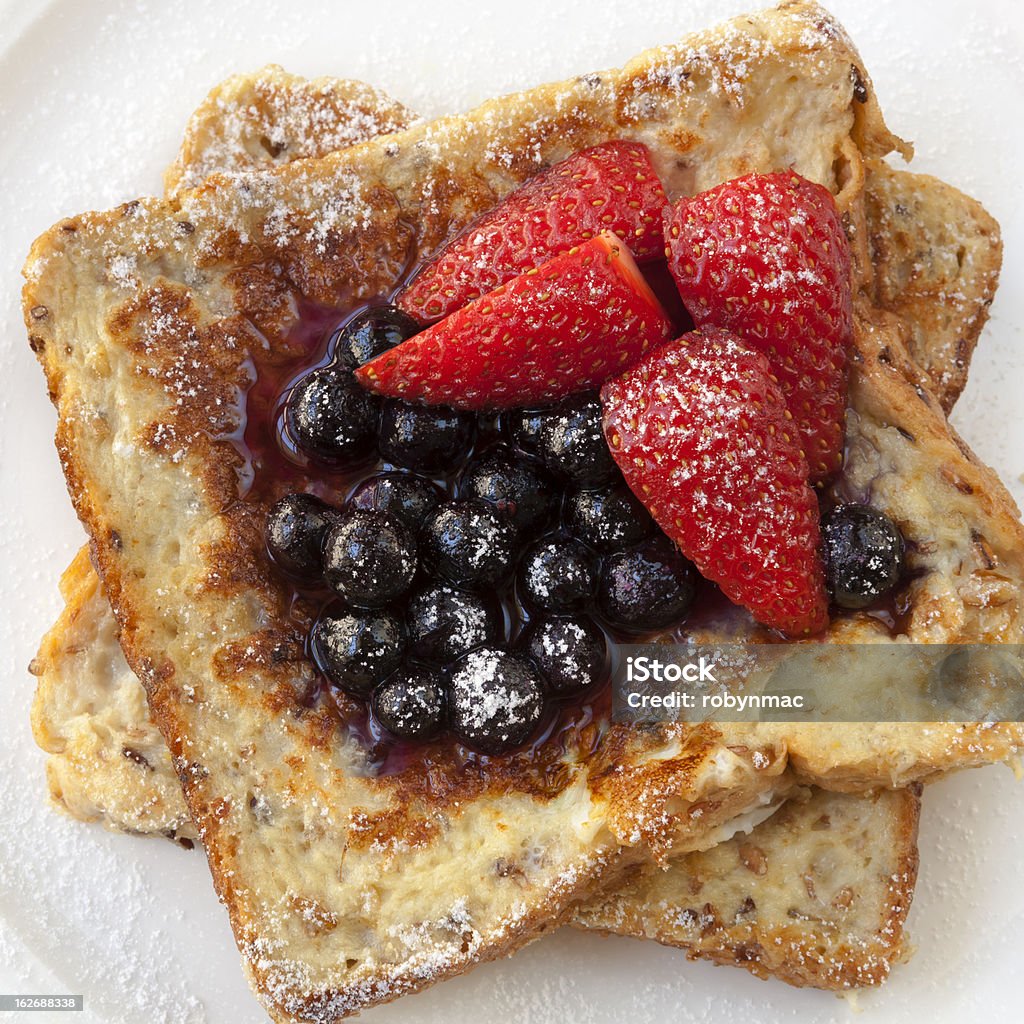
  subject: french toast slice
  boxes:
[574,785,921,988]
[32,545,197,841]
[863,160,1001,413]
[27,66,993,991]
[23,4,1024,1017]
[163,65,415,195]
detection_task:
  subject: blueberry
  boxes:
[504,407,547,453]
[507,394,615,486]
[822,503,904,609]
[379,399,476,471]
[323,510,417,609]
[348,472,444,532]
[285,365,379,466]
[407,583,503,664]
[597,536,696,632]
[459,447,556,534]
[311,607,406,698]
[566,483,654,553]
[371,666,447,740]
[523,615,607,696]
[265,493,341,579]
[448,647,545,755]
[518,537,598,613]
[421,500,519,590]
[334,305,420,369]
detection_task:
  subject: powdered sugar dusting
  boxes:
[6,2,1024,1024]
[604,329,826,634]
[449,647,544,747]
[169,67,416,194]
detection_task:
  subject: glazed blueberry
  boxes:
[449,646,545,755]
[285,365,379,466]
[459,447,556,534]
[518,537,598,614]
[597,536,697,632]
[378,399,476,471]
[348,471,444,533]
[371,666,447,741]
[311,607,406,698]
[822,503,904,609]
[334,305,420,369]
[523,615,607,696]
[323,510,417,609]
[504,407,547,454]
[265,493,340,579]
[406,583,503,664]
[565,483,654,553]
[508,394,615,486]
[421,500,519,590]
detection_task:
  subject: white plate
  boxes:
[1,1,1022,1021]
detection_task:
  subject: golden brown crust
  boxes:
[574,786,921,989]
[22,4,1023,1018]
[865,160,1002,412]
[164,65,415,195]
[31,547,197,842]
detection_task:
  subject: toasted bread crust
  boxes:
[164,65,415,195]
[22,4,1023,1018]
[31,547,196,843]
[865,160,1001,412]
[574,786,921,988]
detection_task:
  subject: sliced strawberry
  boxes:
[664,171,851,483]
[601,327,829,637]
[398,141,668,323]
[357,232,672,411]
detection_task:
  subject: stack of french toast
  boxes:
[23,3,1022,1019]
